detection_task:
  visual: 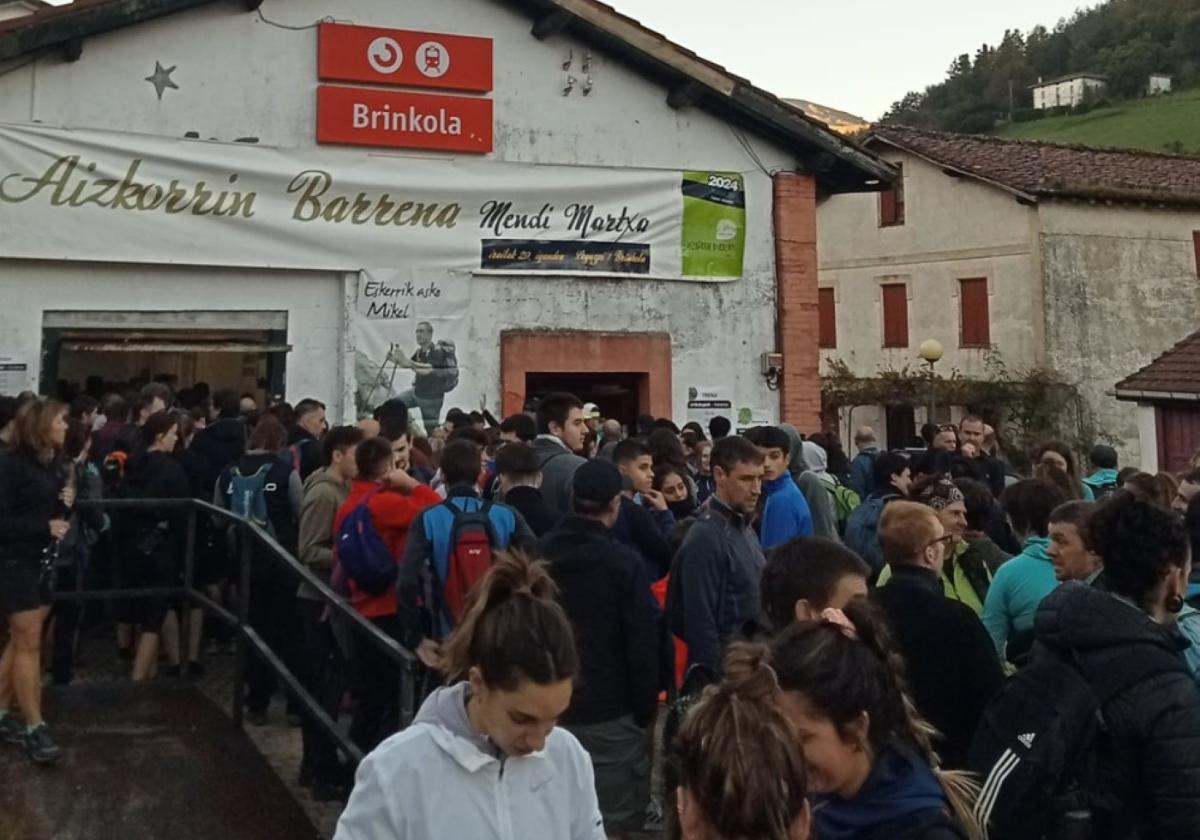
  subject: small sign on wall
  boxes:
[318,23,493,93]
[316,86,493,154]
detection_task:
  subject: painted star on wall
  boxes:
[144,61,179,100]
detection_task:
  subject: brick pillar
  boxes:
[773,172,822,432]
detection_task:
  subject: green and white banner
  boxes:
[0,122,746,282]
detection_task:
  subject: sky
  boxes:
[611,0,1092,120]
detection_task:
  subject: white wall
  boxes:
[1039,202,1200,462]
[2,261,344,412]
[0,0,796,421]
[1136,404,1159,472]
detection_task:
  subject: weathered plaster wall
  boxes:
[1039,202,1200,463]
[817,149,1039,446]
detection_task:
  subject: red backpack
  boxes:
[440,500,499,625]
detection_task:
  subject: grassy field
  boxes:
[998,88,1200,154]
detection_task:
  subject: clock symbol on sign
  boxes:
[417,41,451,78]
[367,37,403,74]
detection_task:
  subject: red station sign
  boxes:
[318,22,493,93]
[316,85,494,154]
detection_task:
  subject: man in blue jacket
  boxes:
[667,436,766,675]
[744,426,813,549]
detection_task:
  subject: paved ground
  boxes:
[0,680,320,840]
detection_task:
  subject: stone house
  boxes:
[817,127,1200,466]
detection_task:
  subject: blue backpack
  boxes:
[337,490,399,596]
[228,464,275,533]
[844,493,898,578]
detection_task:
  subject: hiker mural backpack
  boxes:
[438,500,498,625]
[429,340,459,394]
[227,464,275,533]
[337,490,399,596]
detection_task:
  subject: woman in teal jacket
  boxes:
[982,479,1068,664]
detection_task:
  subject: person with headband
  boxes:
[334,552,605,840]
[744,601,980,840]
[672,645,811,840]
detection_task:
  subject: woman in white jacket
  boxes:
[334,552,605,840]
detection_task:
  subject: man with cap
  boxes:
[539,460,661,837]
[1082,444,1120,499]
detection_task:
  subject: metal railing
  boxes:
[64,497,419,766]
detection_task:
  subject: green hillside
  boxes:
[997,88,1200,153]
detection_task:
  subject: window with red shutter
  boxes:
[818,288,837,348]
[879,163,905,227]
[959,277,991,348]
[881,283,909,348]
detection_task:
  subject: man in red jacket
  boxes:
[333,435,439,754]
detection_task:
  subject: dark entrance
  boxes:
[524,372,646,429]
[886,405,917,449]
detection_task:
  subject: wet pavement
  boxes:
[0,680,322,840]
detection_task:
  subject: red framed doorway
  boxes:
[500,331,672,424]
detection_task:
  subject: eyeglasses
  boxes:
[936,424,957,433]
[925,534,956,551]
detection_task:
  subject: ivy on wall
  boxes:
[821,350,1101,470]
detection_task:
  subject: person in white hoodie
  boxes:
[334,552,605,840]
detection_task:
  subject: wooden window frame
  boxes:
[879,163,905,227]
[818,287,837,349]
[958,277,991,348]
[881,282,909,348]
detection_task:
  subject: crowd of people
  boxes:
[4,382,1200,840]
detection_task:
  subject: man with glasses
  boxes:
[871,500,1003,768]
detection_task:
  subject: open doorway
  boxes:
[41,311,290,403]
[525,372,647,429]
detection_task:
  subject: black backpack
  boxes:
[968,644,1185,840]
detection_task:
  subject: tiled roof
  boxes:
[870,126,1200,207]
[1116,330,1200,398]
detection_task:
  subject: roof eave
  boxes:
[0,0,222,60]
[1114,388,1200,403]
[504,0,894,193]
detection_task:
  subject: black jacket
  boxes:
[286,428,323,482]
[190,416,247,499]
[122,450,191,534]
[872,566,1004,769]
[501,485,560,538]
[539,516,661,728]
[1034,582,1200,839]
[611,495,674,581]
[0,449,67,564]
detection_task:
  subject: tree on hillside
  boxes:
[881,0,1200,130]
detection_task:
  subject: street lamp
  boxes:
[919,339,944,425]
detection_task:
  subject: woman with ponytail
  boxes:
[762,600,979,840]
[673,645,811,840]
[335,552,605,840]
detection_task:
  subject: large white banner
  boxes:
[0,122,747,281]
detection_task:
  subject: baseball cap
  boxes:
[582,402,601,420]
[572,459,623,504]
